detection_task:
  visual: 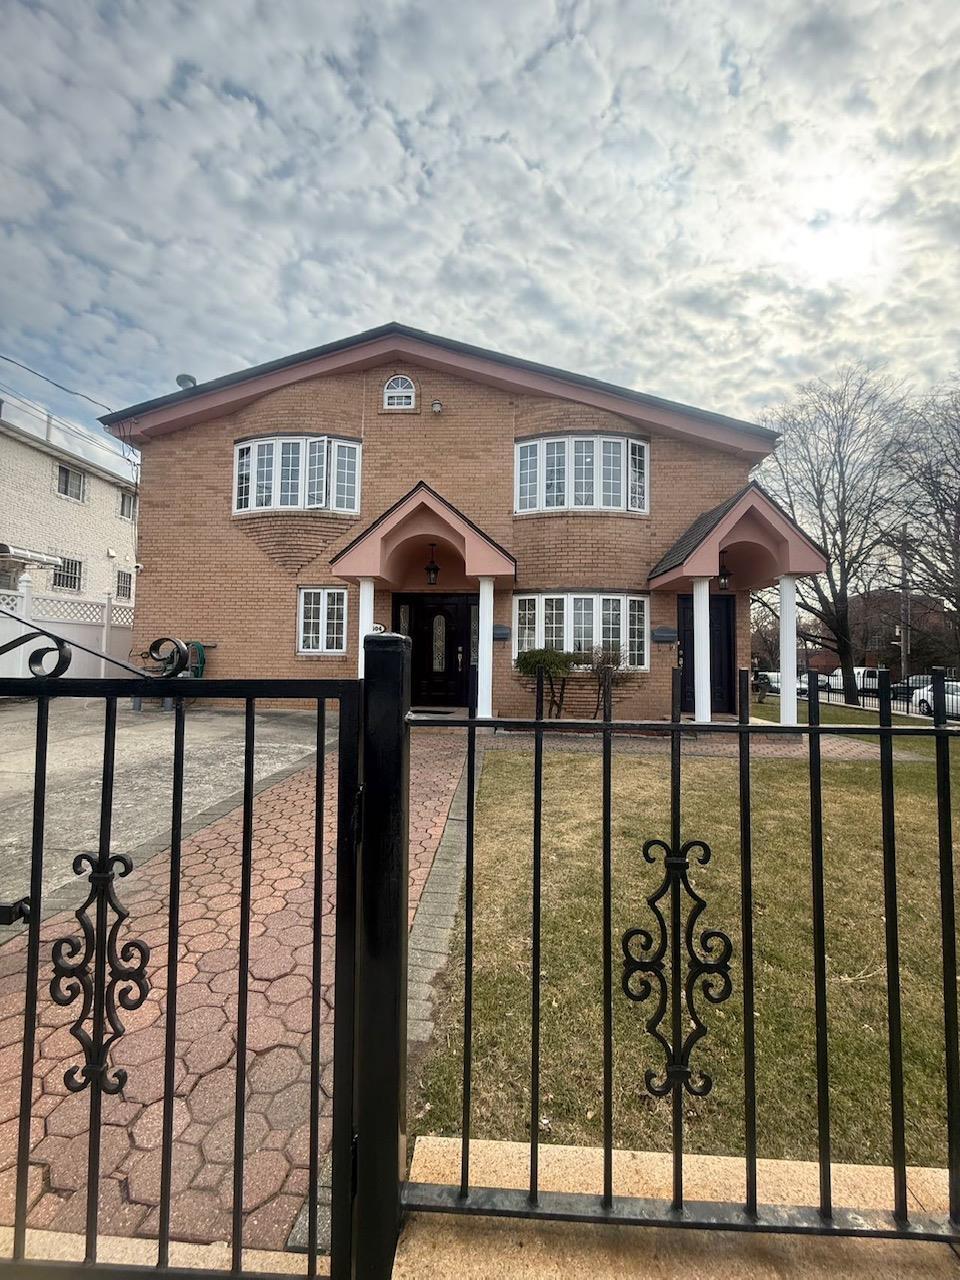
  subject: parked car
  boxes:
[827,667,886,695]
[755,670,780,693]
[797,672,829,696]
[889,674,932,702]
[911,680,960,719]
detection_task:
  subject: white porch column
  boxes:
[779,574,798,726]
[357,577,375,678]
[477,576,494,719]
[692,576,712,722]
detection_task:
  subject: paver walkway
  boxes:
[0,733,466,1251]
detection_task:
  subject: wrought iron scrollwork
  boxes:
[0,628,72,677]
[50,850,150,1094]
[622,837,733,1097]
[146,636,190,676]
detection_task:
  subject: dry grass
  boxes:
[413,740,959,1169]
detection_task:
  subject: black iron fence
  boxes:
[757,666,960,719]
[2,624,960,1278]
[392,664,960,1260]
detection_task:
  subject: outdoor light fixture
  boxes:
[425,543,440,585]
[718,557,731,591]
[431,399,443,414]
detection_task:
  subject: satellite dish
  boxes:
[176,373,197,390]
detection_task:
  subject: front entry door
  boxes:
[393,594,476,707]
[678,593,736,715]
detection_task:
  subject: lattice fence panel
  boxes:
[0,592,22,613]
[34,595,105,625]
[111,604,135,628]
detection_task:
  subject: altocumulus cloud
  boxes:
[0,0,958,431]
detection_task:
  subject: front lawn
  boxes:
[413,740,959,1171]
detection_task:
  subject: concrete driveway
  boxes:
[0,697,335,926]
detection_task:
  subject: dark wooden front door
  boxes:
[678,593,736,715]
[393,593,476,707]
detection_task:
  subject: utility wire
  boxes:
[0,351,115,413]
[0,381,138,470]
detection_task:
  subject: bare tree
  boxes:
[759,365,909,704]
[896,382,960,668]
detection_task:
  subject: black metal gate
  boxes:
[0,625,363,1279]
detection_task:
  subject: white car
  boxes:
[911,680,960,719]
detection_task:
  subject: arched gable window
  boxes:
[384,374,416,409]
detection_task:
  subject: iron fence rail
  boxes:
[405,667,960,1246]
[0,666,362,1280]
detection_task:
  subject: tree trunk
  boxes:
[836,638,860,705]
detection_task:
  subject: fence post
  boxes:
[101,592,113,679]
[355,632,411,1280]
[16,571,33,680]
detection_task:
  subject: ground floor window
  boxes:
[116,569,132,600]
[52,556,82,592]
[513,592,649,669]
[298,587,348,654]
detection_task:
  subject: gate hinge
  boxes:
[354,785,364,844]
[0,897,30,926]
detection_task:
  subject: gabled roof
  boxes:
[648,481,827,585]
[100,322,776,459]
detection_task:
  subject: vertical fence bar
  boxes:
[737,671,758,1218]
[307,700,327,1275]
[529,666,545,1204]
[459,720,477,1199]
[807,682,832,1219]
[157,698,186,1267]
[84,695,118,1263]
[933,669,960,1223]
[355,635,411,1280]
[878,672,908,1222]
[601,670,614,1207]
[330,685,362,1280]
[231,698,256,1272]
[670,668,683,1212]
[13,695,49,1260]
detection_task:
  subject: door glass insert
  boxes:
[398,604,410,636]
[470,604,479,664]
[432,613,446,673]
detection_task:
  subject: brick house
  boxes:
[101,324,825,722]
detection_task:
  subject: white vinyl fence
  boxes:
[0,578,135,680]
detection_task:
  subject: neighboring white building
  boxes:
[0,397,139,598]
[0,397,141,678]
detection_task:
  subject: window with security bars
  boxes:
[235,437,360,513]
[515,436,648,514]
[514,592,649,669]
[52,557,82,592]
[298,588,348,654]
[116,570,132,600]
[57,465,84,502]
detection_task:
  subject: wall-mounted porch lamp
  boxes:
[424,543,440,586]
[718,556,731,592]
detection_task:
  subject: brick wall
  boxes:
[132,363,753,716]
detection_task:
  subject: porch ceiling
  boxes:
[330,481,516,587]
[648,482,827,591]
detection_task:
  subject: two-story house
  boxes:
[101,324,825,722]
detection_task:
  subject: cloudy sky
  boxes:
[1,0,958,441]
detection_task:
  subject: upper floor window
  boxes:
[383,374,415,409]
[116,569,132,600]
[57,464,85,502]
[234,436,361,514]
[514,436,648,514]
[119,491,137,520]
[513,591,649,670]
[52,556,83,592]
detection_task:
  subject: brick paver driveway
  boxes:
[0,733,465,1250]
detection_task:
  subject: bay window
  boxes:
[513,592,649,669]
[235,436,360,513]
[513,435,649,514]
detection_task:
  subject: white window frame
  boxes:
[116,569,132,600]
[57,464,85,503]
[233,437,361,514]
[119,491,137,520]
[383,374,416,409]
[52,556,83,592]
[513,436,649,515]
[512,592,650,670]
[297,587,349,655]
